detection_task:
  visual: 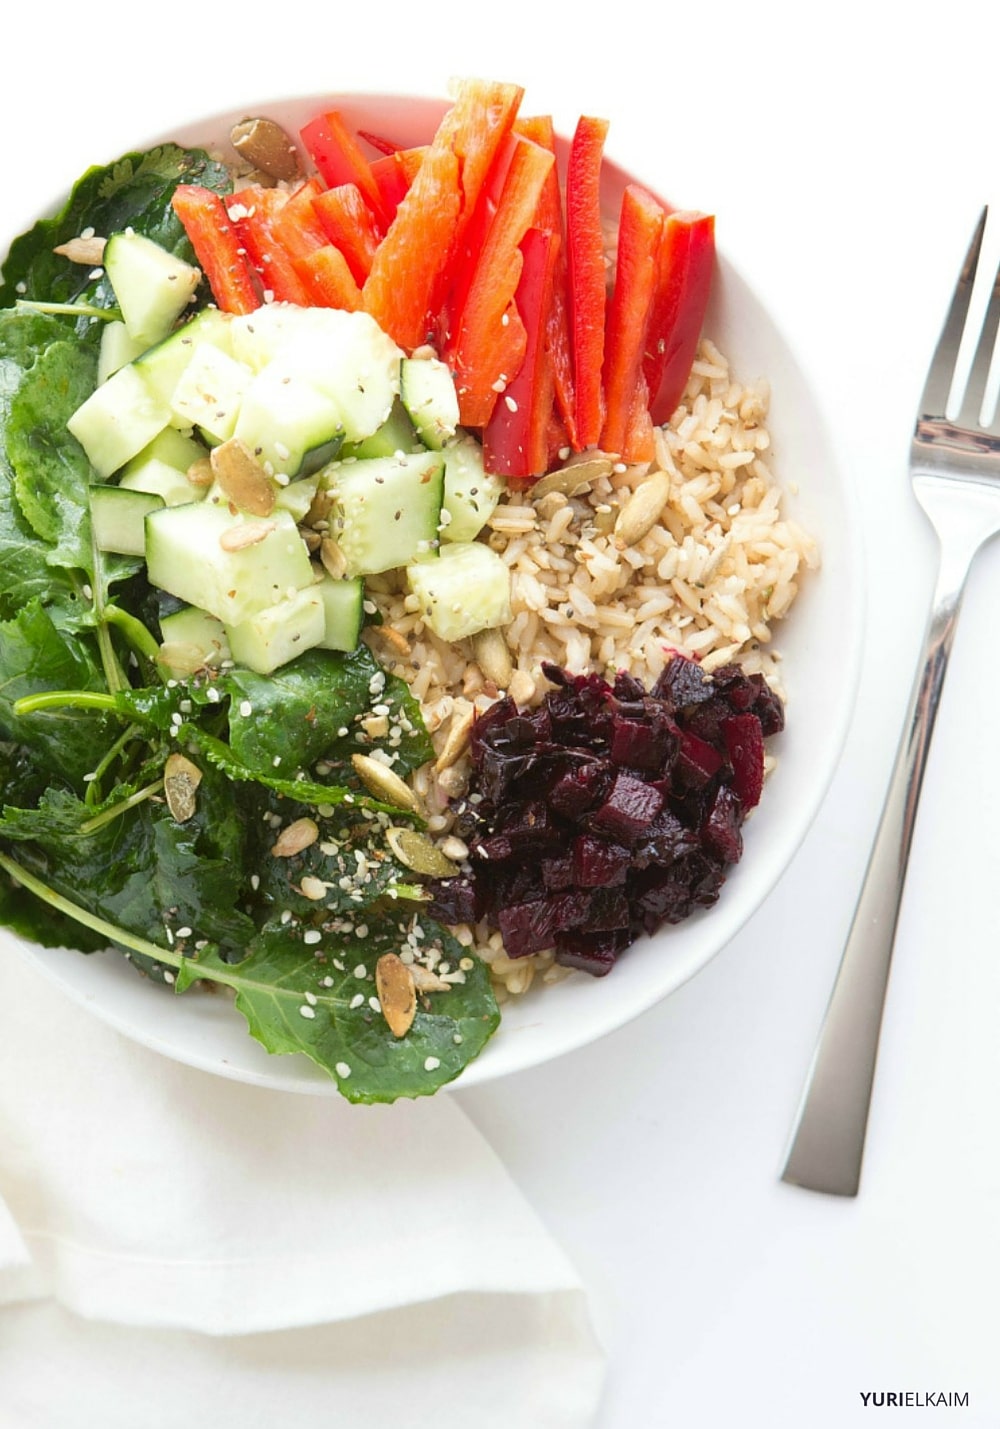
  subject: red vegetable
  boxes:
[643,211,716,424]
[482,225,560,479]
[601,184,664,458]
[444,133,554,427]
[293,246,362,311]
[370,146,427,221]
[299,110,389,229]
[565,116,609,448]
[228,187,312,306]
[312,183,384,284]
[170,185,260,315]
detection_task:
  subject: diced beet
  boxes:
[554,928,631,976]
[722,714,765,808]
[495,798,564,851]
[547,760,610,818]
[612,670,647,702]
[651,655,715,710]
[674,729,723,790]
[573,834,631,887]
[425,877,482,926]
[587,771,664,844]
[752,679,785,737]
[498,892,583,959]
[631,810,700,869]
[541,852,576,891]
[609,706,679,773]
[701,785,744,864]
[587,887,631,931]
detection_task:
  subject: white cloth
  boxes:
[0,951,605,1427]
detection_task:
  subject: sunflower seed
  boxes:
[614,470,671,547]
[271,817,320,858]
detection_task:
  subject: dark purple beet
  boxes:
[428,656,784,977]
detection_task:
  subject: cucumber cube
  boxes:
[104,230,201,348]
[125,427,207,477]
[120,457,207,507]
[325,450,444,577]
[400,354,460,450]
[234,361,344,480]
[316,575,364,651]
[440,434,505,542]
[406,540,512,642]
[145,503,314,625]
[225,585,327,674]
[136,307,235,410]
[90,485,164,556]
[67,362,170,478]
[157,606,231,680]
[97,320,145,384]
[170,343,254,443]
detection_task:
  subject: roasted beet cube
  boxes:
[541,852,576,891]
[587,887,632,931]
[631,810,700,870]
[612,670,647,702]
[652,655,715,711]
[554,928,631,976]
[573,834,631,886]
[722,714,765,809]
[674,729,723,791]
[587,771,665,844]
[495,798,563,851]
[547,760,610,818]
[609,706,679,773]
[701,785,744,864]
[498,893,582,959]
[425,877,483,926]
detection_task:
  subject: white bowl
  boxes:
[3,92,865,1095]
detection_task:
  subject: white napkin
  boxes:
[0,948,605,1427]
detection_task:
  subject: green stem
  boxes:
[103,605,160,661]
[83,722,144,808]
[16,299,121,322]
[13,689,118,717]
[80,777,165,833]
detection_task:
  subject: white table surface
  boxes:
[7,1,1000,1423]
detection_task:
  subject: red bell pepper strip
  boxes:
[370,147,427,222]
[228,187,312,306]
[642,211,716,424]
[483,226,560,480]
[312,183,383,285]
[299,110,389,229]
[357,129,402,156]
[444,134,554,427]
[601,184,664,457]
[170,185,260,315]
[269,178,329,261]
[293,246,362,311]
[515,114,578,450]
[363,80,523,352]
[622,376,656,464]
[565,116,610,449]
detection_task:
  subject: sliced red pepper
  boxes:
[643,211,716,424]
[357,129,402,156]
[444,134,554,427]
[622,376,657,464]
[299,110,389,229]
[228,186,312,306]
[515,114,578,450]
[312,183,383,285]
[483,226,560,480]
[170,185,260,315]
[370,146,427,222]
[441,130,518,342]
[565,116,610,449]
[362,80,522,352]
[293,246,362,311]
[269,177,329,261]
[601,184,664,457]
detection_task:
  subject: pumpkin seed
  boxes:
[210,437,275,516]
[375,953,417,1038]
[351,754,422,814]
[530,451,616,501]
[385,826,460,879]
[164,753,202,823]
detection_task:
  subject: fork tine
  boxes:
[919,206,988,419]
[956,239,1000,429]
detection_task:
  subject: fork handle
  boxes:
[780,541,972,1196]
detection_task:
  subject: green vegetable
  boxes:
[0,143,501,1100]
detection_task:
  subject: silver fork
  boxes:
[780,207,1000,1197]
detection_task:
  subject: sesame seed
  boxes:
[239,700,253,718]
[353,964,367,979]
[176,926,193,939]
[303,930,322,945]
[298,1005,316,1019]
[424,1057,441,1071]
[335,1062,352,1079]
[368,996,381,1013]
[350,993,365,1010]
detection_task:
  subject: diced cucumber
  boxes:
[440,433,505,542]
[324,450,444,577]
[120,457,207,507]
[170,342,254,444]
[274,474,320,523]
[135,307,234,410]
[316,575,364,651]
[230,304,403,444]
[67,363,169,479]
[225,585,327,674]
[158,605,231,680]
[98,320,145,384]
[234,360,344,480]
[104,230,201,348]
[406,540,512,642]
[145,503,314,625]
[124,427,207,478]
[89,485,164,556]
[400,355,460,450]
[341,398,421,460]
